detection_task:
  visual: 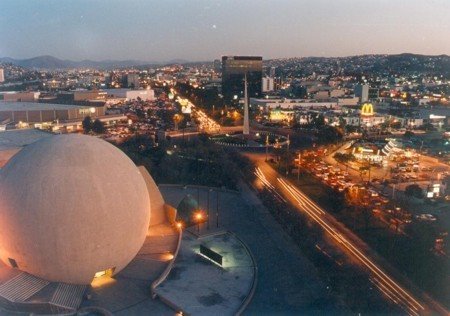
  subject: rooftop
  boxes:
[0,129,53,151]
[0,101,90,111]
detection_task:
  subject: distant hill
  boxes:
[265,53,450,76]
[0,55,160,69]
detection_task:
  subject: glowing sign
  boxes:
[361,103,374,116]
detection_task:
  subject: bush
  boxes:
[405,184,423,198]
[404,130,415,138]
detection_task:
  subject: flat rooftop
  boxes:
[154,231,255,315]
[0,129,54,151]
[0,129,54,167]
[0,101,90,111]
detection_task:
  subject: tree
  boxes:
[311,113,325,128]
[338,116,347,132]
[333,152,355,171]
[82,116,92,133]
[405,184,423,199]
[317,126,343,144]
[92,119,105,134]
[404,130,415,138]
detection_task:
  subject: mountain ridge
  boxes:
[0,55,162,69]
[1,53,450,71]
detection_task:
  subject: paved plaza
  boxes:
[155,231,255,315]
[160,184,333,314]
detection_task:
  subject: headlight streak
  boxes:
[271,175,425,315]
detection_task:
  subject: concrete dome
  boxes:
[0,134,151,284]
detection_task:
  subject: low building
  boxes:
[0,101,105,125]
[314,90,330,100]
[351,141,385,164]
[104,88,155,102]
[395,117,424,128]
[73,90,107,102]
[338,97,359,106]
[342,103,385,127]
[268,108,295,123]
[0,91,40,102]
[330,89,345,98]
[0,101,126,132]
[262,77,274,92]
[251,98,338,111]
[56,90,107,105]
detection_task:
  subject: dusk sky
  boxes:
[1,0,450,62]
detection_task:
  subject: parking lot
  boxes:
[298,142,450,246]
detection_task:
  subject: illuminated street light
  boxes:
[195,211,203,233]
[195,212,203,221]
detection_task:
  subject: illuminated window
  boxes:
[94,267,115,279]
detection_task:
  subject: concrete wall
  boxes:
[138,166,167,227]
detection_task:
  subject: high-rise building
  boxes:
[213,59,222,73]
[262,77,274,92]
[0,68,4,83]
[127,73,140,89]
[369,88,379,100]
[355,84,369,103]
[269,66,276,78]
[221,56,262,102]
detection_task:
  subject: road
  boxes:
[166,125,244,138]
[246,152,448,316]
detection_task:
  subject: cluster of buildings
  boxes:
[0,88,157,132]
[2,54,450,135]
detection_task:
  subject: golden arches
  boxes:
[361,103,374,116]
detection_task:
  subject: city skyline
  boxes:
[1,0,450,62]
[1,1,450,315]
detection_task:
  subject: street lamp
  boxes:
[207,188,212,230]
[195,211,203,233]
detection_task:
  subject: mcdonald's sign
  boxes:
[361,103,374,116]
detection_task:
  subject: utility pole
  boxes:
[265,134,269,162]
[216,190,219,228]
[287,133,290,153]
[297,152,301,182]
[207,188,211,230]
[197,186,200,208]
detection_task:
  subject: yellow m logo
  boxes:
[361,103,373,116]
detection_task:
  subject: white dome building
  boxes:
[0,134,151,284]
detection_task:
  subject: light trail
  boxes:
[254,167,286,203]
[174,91,221,133]
[272,175,425,315]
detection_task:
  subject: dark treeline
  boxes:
[118,134,253,190]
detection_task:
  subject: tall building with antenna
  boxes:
[221,56,262,102]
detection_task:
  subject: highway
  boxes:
[174,91,221,133]
[248,152,448,316]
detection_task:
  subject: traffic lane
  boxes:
[246,153,447,315]
[255,160,423,314]
[275,177,425,316]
